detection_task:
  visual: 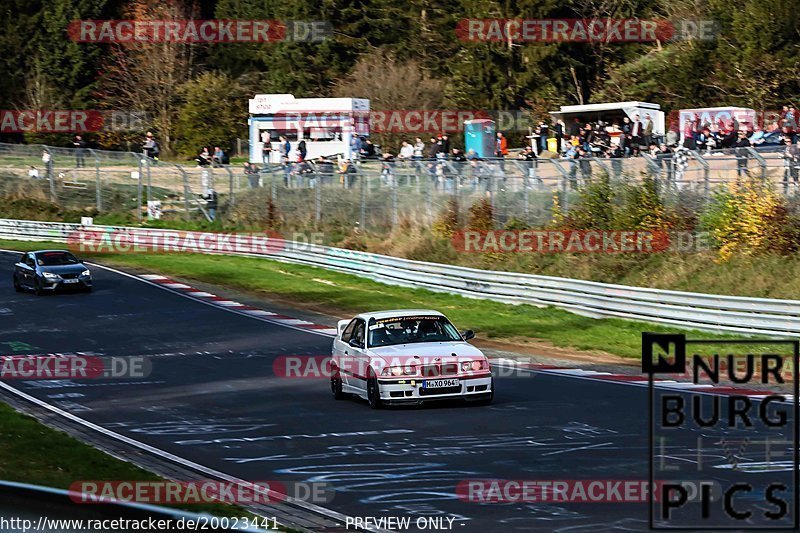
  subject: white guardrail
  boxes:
[1,218,798,337]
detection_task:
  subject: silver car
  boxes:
[13,250,92,295]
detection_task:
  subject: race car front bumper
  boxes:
[377,373,493,404]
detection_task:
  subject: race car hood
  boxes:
[369,342,486,365]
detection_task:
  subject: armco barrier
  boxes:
[1,218,798,336]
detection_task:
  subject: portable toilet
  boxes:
[464,119,495,159]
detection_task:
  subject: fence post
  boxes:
[90,149,101,211]
[747,147,767,181]
[315,178,322,225]
[145,157,152,210]
[176,165,190,221]
[691,151,711,202]
[391,173,398,228]
[359,167,367,230]
[137,158,143,223]
[225,166,235,209]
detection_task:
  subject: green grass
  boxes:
[0,402,258,518]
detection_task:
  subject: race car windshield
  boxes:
[368,316,462,347]
[37,252,79,266]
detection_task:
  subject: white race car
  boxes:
[330,310,493,408]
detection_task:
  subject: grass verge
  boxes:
[0,402,257,519]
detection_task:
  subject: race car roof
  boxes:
[358,309,444,321]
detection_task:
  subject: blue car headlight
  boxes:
[42,272,59,280]
[80,269,91,277]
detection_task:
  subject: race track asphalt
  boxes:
[0,251,796,532]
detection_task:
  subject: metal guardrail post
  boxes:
[747,147,767,181]
[89,149,101,211]
[315,179,322,225]
[360,169,366,230]
[145,157,152,210]
[546,159,570,213]
[690,150,711,202]
[176,164,190,221]
[137,158,143,223]
[391,174,398,228]
[224,166,235,209]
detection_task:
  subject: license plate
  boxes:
[423,378,460,389]
[62,279,79,284]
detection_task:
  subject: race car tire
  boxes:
[13,276,22,292]
[331,365,345,400]
[367,369,382,409]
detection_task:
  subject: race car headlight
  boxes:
[42,272,59,279]
[473,360,486,371]
[381,366,417,377]
[80,269,91,277]
[461,362,472,372]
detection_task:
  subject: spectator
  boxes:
[750,125,766,147]
[72,135,86,168]
[316,156,335,185]
[426,137,438,159]
[380,152,395,185]
[143,131,160,161]
[298,138,307,161]
[261,131,272,163]
[620,117,632,155]
[538,121,549,153]
[338,159,357,188]
[734,130,751,177]
[495,132,509,157]
[554,120,564,153]
[212,146,225,167]
[399,141,414,160]
[441,134,451,157]
[42,149,53,181]
[435,135,445,159]
[666,127,679,148]
[361,138,376,159]
[28,166,39,179]
[244,162,260,188]
[202,188,218,221]
[630,114,643,156]
[413,138,424,160]
[643,114,654,147]
[196,147,212,166]
[451,148,467,162]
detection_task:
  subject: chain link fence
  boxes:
[0,142,795,230]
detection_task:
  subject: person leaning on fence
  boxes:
[244,162,260,188]
[201,188,218,221]
[783,138,800,186]
[143,131,159,162]
[734,131,751,177]
[41,149,53,181]
[72,135,86,168]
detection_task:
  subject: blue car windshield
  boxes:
[37,252,79,266]
[368,315,462,347]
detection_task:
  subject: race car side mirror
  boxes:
[462,330,475,341]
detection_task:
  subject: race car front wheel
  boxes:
[331,365,345,400]
[367,369,382,409]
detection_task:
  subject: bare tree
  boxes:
[96,0,197,154]
[333,50,446,152]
